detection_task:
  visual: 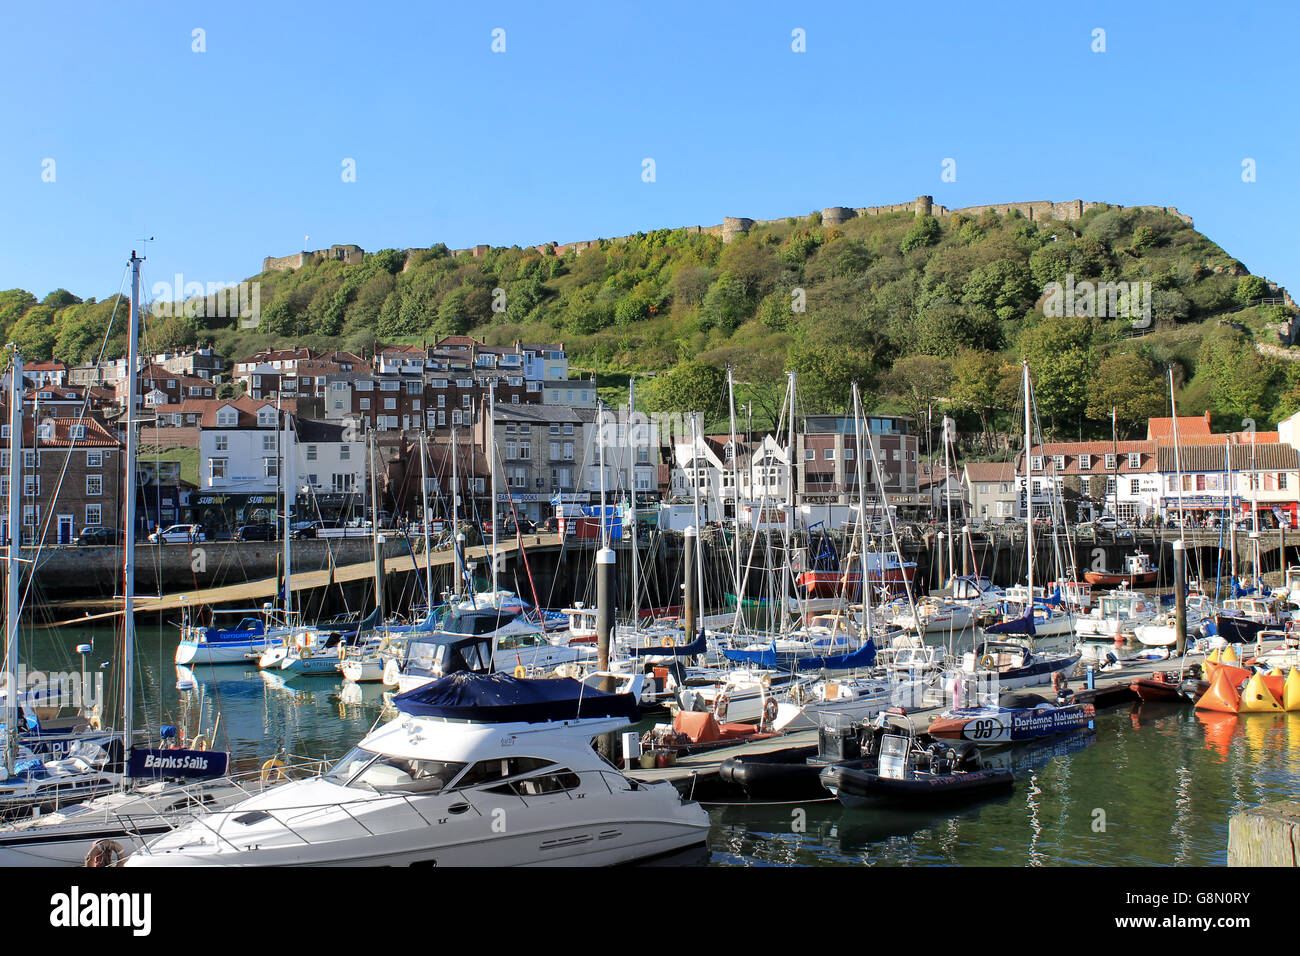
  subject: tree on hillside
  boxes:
[1084,353,1167,438]
[788,338,877,415]
[881,355,952,440]
[1197,326,1280,424]
[1019,316,1096,434]
[949,349,1004,454]
[644,361,726,417]
[900,216,941,254]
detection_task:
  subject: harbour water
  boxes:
[27,623,1300,867]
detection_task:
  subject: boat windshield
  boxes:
[323,747,466,794]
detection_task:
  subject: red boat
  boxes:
[798,554,916,597]
[1083,552,1159,587]
[1130,671,1183,702]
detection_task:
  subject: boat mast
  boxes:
[122,251,142,750]
[1023,361,1034,604]
[689,412,704,636]
[1169,366,1186,542]
[627,379,639,626]
[727,366,742,611]
[942,414,955,589]
[451,424,461,599]
[852,382,872,643]
[4,349,22,774]
[282,407,293,616]
[420,431,432,605]
[782,371,796,635]
[489,381,498,597]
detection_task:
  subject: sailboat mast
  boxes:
[628,379,639,626]
[1169,366,1186,541]
[420,431,432,604]
[451,424,461,598]
[1023,361,1034,601]
[852,383,872,641]
[942,416,955,587]
[727,367,742,608]
[689,412,704,635]
[489,382,498,596]
[282,409,293,615]
[122,251,142,749]
[4,349,23,773]
[783,372,796,635]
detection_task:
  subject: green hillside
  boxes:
[3,203,1297,443]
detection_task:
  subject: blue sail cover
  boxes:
[986,608,1037,636]
[392,672,640,723]
[629,631,707,657]
[797,638,877,671]
[722,638,780,667]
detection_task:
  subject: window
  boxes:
[1078,454,1091,470]
[306,445,317,461]
[214,435,229,452]
[359,397,371,411]
[265,458,278,479]
[323,748,466,794]
[805,449,815,461]
[462,395,472,409]
[824,448,835,460]
[550,441,560,459]
[263,434,276,451]
[845,447,854,460]
[70,424,86,440]
[87,451,102,468]
[1282,474,1289,490]
[1128,453,1141,469]
[563,424,573,436]
[23,451,39,469]
[1052,455,1065,470]
[1030,455,1043,472]
[563,442,574,461]
[85,504,101,526]
[518,441,530,460]
[210,458,228,481]
[23,475,39,497]
[1104,454,1117,471]
[86,475,102,496]
[340,444,351,461]
[1130,478,1140,495]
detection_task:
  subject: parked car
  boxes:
[76,526,122,546]
[148,524,205,544]
[234,522,277,542]
[1094,516,1121,531]
[502,518,537,536]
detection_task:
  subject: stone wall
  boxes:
[260,198,1198,271]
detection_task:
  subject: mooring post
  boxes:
[1174,539,1187,657]
[962,525,971,577]
[374,534,386,620]
[596,546,615,692]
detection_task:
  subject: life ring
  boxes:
[260,758,287,784]
[84,839,124,868]
[661,636,676,648]
[979,654,997,671]
[714,693,729,721]
[762,697,778,726]
[514,665,527,679]
[191,735,209,752]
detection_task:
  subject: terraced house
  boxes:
[0,407,121,544]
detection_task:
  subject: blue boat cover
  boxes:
[986,608,1037,636]
[630,631,707,657]
[722,638,780,667]
[392,672,640,723]
[797,638,877,671]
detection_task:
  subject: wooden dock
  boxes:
[627,647,1216,795]
[48,535,545,627]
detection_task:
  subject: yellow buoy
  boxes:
[1222,645,1240,665]
[1207,647,1222,666]
[1285,668,1300,712]
[1239,672,1284,713]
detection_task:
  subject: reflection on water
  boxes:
[28,625,1300,866]
[708,702,1300,867]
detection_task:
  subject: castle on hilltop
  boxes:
[260,198,1194,273]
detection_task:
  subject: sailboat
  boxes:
[0,251,257,858]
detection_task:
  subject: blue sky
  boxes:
[2,1,1297,302]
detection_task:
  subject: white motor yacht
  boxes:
[127,673,710,867]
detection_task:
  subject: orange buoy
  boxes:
[1195,666,1248,714]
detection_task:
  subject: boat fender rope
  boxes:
[84,839,123,867]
